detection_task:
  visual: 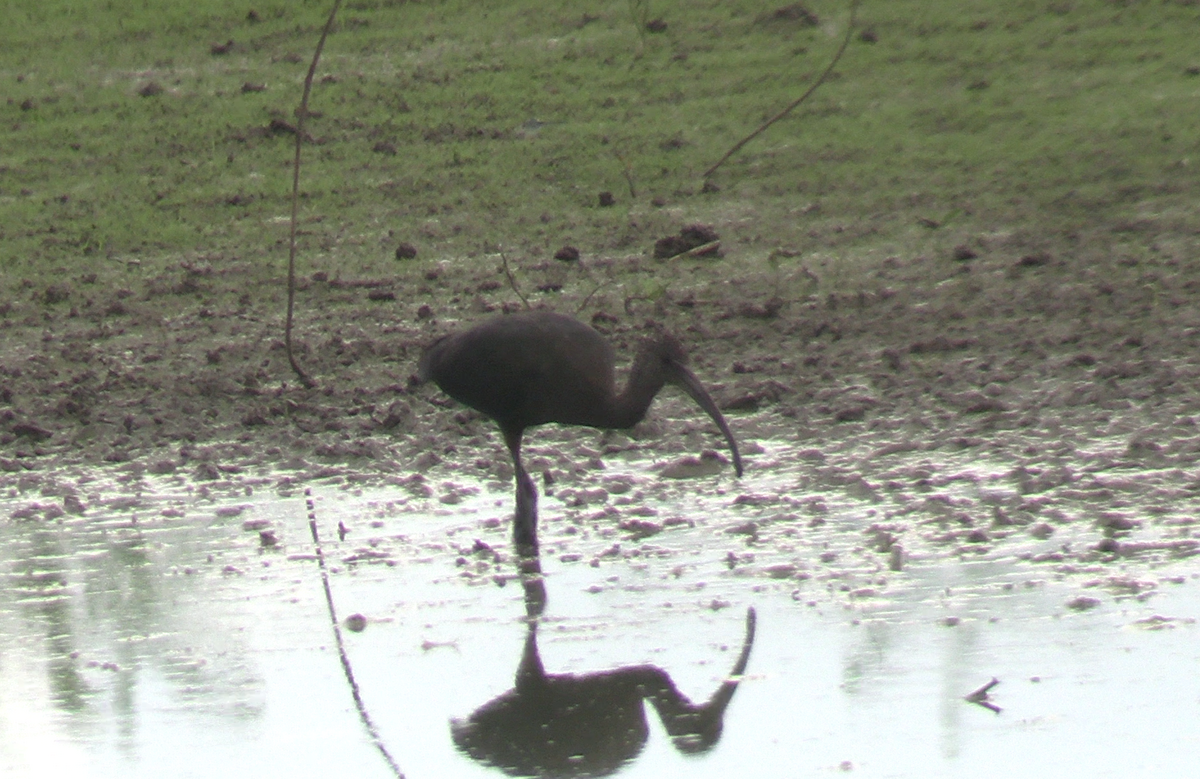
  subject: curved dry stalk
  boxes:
[285,1,346,389]
[703,0,860,181]
[500,249,532,309]
[614,148,637,199]
[576,277,614,314]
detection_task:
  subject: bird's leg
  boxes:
[521,568,546,617]
[513,465,539,555]
[504,428,539,557]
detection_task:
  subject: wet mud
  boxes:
[4,232,1200,775]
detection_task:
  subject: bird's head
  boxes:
[636,331,689,373]
[634,331,744,478]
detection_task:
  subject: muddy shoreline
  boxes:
[4,227,1200,535]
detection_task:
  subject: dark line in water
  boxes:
[306,488,406,779]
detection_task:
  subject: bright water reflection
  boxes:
[1,446,1198,778]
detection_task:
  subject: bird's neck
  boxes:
[610,356,667,428]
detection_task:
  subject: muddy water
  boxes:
[1,440,1198,778]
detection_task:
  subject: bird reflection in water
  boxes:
[451,592,756,778]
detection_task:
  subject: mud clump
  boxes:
[653,224,720,259]
[42,284,71,305]
[758,4,819,27]
[554,245,580,262]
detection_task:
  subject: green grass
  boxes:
[1,0,1198,282]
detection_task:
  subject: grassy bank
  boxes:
[1,0,1197,286]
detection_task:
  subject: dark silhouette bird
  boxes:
[452,606,756,774]
[418,311,743,554]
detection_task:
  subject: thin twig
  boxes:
[576,278,613,314]
[500,250,531,310]
[627,0,650,61]
[614,149,637,199]
[964,677,1002,714]
[285,2,346,389]
[703,0,860,181]
[306,489,406,778]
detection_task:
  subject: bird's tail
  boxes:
[416,349,434,384]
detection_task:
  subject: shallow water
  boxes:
[2,440,1198,778]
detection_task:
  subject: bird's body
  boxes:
[420,311,742,554]
[422,313,626,431]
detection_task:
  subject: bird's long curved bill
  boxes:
[671,366,744,477]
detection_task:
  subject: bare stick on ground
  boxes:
[284,1,346,389]
[614,149,638,199]
[703,0,860,182]
[964,677,1002,714]
[500,249,532,310]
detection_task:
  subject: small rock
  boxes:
[653,235,689,259]
[834,405,868,422]
[762,4,819,26]
[681,223,719,244]
[12,421,53,441]
[1097,512,1139,533]
[653,224,721,259]
[267,117,297,135]
[766,563,798,579]
[952,244,977,261]
[619,519,662,538]
[660,451,727,478]
[554,245,580,262]
[43,284,71,305]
